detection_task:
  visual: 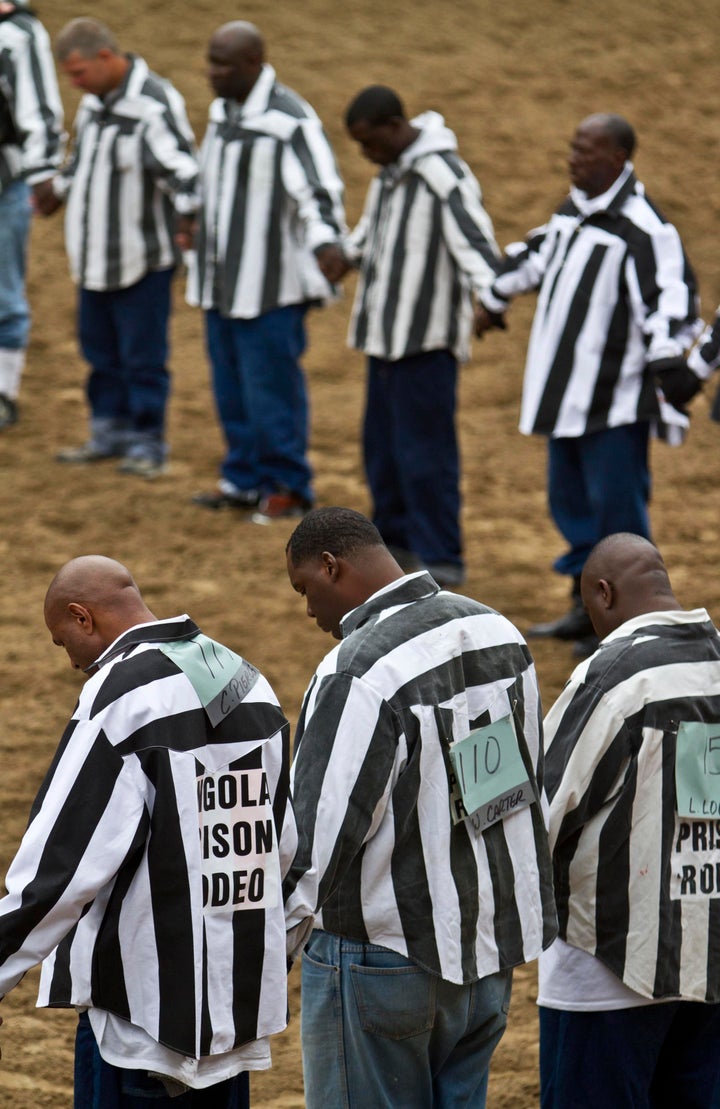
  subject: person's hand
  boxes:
[315,243,350,284]
[474,303,507,338]
[652,356,703,412]
[32,179,61,217]
[175,214,197,252]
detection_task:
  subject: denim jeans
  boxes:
[301,930,512,1108]
[363,350,462,571]
[0,179,31,349]
[204,305,313,501]
[78,268,174,461]
[540,1002,720,1108]
[73,1012,249,1108]
[547,422,651,578]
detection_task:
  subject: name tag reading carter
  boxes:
[448,714,533,831]
[159,634,258,726]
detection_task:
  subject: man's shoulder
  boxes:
[266,80,318,123]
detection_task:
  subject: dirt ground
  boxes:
[1,0,720,1104]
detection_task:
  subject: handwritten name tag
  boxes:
[675,721,720,818]
[160,635,258,726]
[448,714,533,831]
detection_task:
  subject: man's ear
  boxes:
[320,551,340,580]
[67,602,94,634]
[598,578,614,609]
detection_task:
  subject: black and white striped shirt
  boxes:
[0,4,64,193]
[0,617,296,1065]
[186,64,345,319]
[345,111,500,362]
[55,55,199,291]
[482,166,699,438]
[284,572,557,984]
[544,608,720,1002]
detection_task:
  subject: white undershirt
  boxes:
[537,939,675,1011]
[88,1008,271,1091]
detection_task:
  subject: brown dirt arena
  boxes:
[1,0,720,1104]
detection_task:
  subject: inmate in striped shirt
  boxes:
[284,572,557,983]
[0,617,297,1063]
[544,608,720,1001]
[345,111,500,363]
[186,63,345,320]
[55,54,199,291]
[0,4,64,193]
[482,165,699,439]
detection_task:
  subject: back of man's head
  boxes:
[286,506,384,567]
[345,85,405,130]
[580,533,680,640]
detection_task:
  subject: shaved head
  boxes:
[207,21,264,102]
[580,533,680,639]
[45,556,155,673]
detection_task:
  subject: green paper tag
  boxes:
[448,714,533,831]
[675,721,720,818]
[159,635,258,727]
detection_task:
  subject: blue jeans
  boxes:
[0,179,31,349]
[364,351,462,570]
[301,930,512,1108]
[79,269,174,461]
[73,1012,249,1108]
[540,1002,720,1108]
[547,422,651,578]
[204,305,313,500]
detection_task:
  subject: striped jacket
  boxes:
[0,4,64,194]
[284,572,557,984]
[55,55,199,291]
[482,166,699,438]
[345,111,500,362]
[0,617,297,1058]
[544,608,720,1001]
[186,64,345,319]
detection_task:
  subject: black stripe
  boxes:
[382,175,421,352]
[260,141,284,312]
[405,191,443,353]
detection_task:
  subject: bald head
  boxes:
[569,113,635,198]
[45,556,156,673]
[580,534,681,640]
[207,21,264,102]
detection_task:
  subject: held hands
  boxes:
[651,356,704,413]
[474,304,507,339]
[175,215,198,253]
[31,179,62,217]
[315,243,350,284]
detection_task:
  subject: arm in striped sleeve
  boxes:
[627,218,700,362]
[51,101,90,201]
[440,173,501,294]
[479,224,552,313]
[688,307,720,377]
[543,678,635,853]
[142,95,200,215]
[341,177,379,266]
[283,117,347,253]
[0,721,146,997]
[9,18,65,183]
[283,672,399,940]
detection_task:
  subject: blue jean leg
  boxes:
[363,351,462,568]
[548,422,651,578]
[0,180,31,349]
[301,930,511,1109]
[74,1012,249,1108]
[205,305,312,500]
[79,269,173,457]
[540,1002,720,1109]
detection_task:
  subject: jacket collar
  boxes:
[88,614,200,673]
[341,571,440,638]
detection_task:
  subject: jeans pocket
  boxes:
[350,962,436,1041]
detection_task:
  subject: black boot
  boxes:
[527,576,594,640]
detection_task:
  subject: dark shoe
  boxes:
[527,606,594,640]
[251,491,312,524]
[56,442,120,463]
[0,394,18,428]
[117,456,166,479]
[192,487,260,510]
[572,635,601,660]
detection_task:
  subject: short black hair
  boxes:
[286,507,385,565]
[345,85,406,129]
[603,114,636,158]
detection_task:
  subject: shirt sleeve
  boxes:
[688,307,720,377]
[438,172,501,296]
[283,671,399,939]
[479,223,552,312]
[282,117,347,252]
[5,17,65,182]
[625,219,700,362]
[141,89,200,215]
[0,719,146,997]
